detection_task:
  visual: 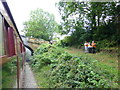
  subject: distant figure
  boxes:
[88,42,93,53]
[92,41,96,53]
[49,41,53,45]
[84,41,89,53]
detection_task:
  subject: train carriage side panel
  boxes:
[0,1,26,88]
[7,27,16,57]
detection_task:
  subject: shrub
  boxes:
[31,44,116,88]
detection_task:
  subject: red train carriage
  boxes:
[0,0,26,88]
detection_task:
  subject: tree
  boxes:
[23,8,59,41]
[56,1,119,47]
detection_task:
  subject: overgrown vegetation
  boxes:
[2,58,17,88]
[31,44,118,88]
[23,1,120,50]
[56,1,120,49]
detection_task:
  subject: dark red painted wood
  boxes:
[7,27,16,56]
[23,46,25,52]
[20,42,22,53]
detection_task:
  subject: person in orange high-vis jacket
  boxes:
[92,41,96,53]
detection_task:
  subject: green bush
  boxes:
[31,44,117,88]
[2,58,17,88]
[97,40,117,50]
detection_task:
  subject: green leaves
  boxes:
[56,1,119,46]
[30,44,117,88]
[23,8,59,40]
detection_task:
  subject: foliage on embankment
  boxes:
[31,44,118,88]
[2,58,17,88]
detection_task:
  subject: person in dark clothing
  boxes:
[91,41,96,53]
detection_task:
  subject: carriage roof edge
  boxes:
[0,0,23,43]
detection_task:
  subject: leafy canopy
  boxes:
[56,1,120,46]
[23,8,59,41]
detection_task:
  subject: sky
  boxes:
[7,0,62,35]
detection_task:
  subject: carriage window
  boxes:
[0,14,4,56]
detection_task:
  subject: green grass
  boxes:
[31,45,119,88]
[2,57,17,88]
[65,47,118,88]
[2,72,16,88]
[33,66,51,88]
[65,47,118,68]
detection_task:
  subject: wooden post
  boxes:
[15,36,20,89]
[17,55,19,89]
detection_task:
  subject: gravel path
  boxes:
[23,63,38,88]
[14,62,38,88]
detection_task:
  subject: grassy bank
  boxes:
[65,47,118,69]
[2,57,17,88]
[34,66,50,88]
[65,47,118,86]
[30,44,119,88]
